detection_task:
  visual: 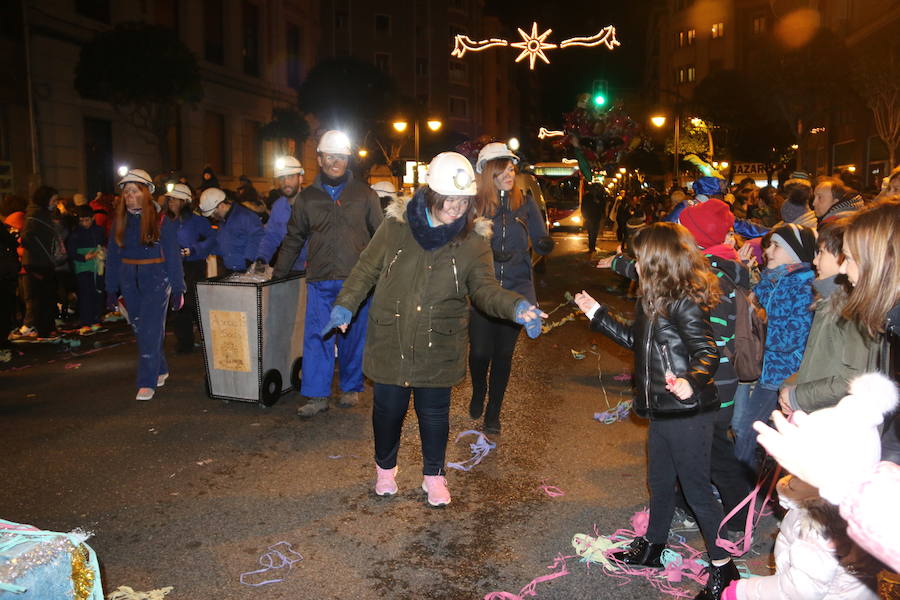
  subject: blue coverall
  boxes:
[255,195,307,271]
[214,203,264,273]
[106,212,185,389]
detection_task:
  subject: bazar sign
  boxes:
[732,162,767,178]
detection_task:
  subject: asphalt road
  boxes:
[1,230,777,599]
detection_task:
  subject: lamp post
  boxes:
[650,113,681,187]
[393,117,442,187]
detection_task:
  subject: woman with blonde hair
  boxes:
[106,169,185,401]
[575,222,738,600]
[467,142,554,433]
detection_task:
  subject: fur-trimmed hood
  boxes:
[384,193,492,239]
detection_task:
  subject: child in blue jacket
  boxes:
[732,223,817,472]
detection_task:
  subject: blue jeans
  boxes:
[732,383,779,473]
[372,383,451,476]
[300,279,370,398]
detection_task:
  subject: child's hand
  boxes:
[778,386,795,416]
[737,243,756,266]
[666,377,693,400]
[573,291,599,316]
[596,256,614,269]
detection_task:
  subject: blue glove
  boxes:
[514,300,543,339]
[320,305,352,337]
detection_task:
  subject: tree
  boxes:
[854,30,900,170]
[260,107,310,156]
[74,22,203,171]
[296,57,400,142]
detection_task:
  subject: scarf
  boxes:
[406,191,467,251]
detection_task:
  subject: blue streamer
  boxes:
[446,430,496,471]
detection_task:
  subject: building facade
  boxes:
[2,0,319,199]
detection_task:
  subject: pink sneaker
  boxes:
[421,475,451,507]
[375,465,398,496]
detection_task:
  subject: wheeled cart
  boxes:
[196,273,306,406]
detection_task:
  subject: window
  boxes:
[375,14,391,34]
[242,120,262,177]
[687,65,696,82]
[678,67,686,84]
[375,53,391,74]
[415,57,429,77]
[75,0,110,23]
[678,31,685,48]
[335,10,348,30]
[449,97,468,118]
[449,59,468,84]
[286,24,303,88]
[204,0,224,65]
[242,1,260,77]
[204,111,227,175]
[752,16,766,35]
[711,22,725,38]
[687,28,696,45]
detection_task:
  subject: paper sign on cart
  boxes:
[209,310,252,372]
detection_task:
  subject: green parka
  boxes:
[335,195,527,388]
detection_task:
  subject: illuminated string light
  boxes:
[450,23,620,70]
[538,127,565,139]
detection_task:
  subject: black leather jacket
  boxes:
[591,297,720,419]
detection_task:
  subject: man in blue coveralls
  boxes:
[273,130,383,418]
[253,156,307,274]
[198,187,264,275]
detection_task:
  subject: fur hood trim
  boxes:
[385,194,493,239]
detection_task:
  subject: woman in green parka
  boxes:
[323,152,546,507]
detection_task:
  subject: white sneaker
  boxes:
[136,388,155,401]
[157,373,169,387]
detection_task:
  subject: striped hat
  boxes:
[770,223,817,264]
[784,171,812,188]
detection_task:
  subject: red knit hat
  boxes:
[679,198,735,249]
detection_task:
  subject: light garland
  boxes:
[450,22,620,70]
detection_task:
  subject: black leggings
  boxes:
[646,410,730,561]
[468,307,521,426]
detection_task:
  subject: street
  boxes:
[1,231,775,600]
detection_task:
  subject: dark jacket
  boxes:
[487,190,553,304]
[335,191,526,388]
[21,204,58,270]
[589,297,720,419]
[173,211,216,262]
[273,172,383,281]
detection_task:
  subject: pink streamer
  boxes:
[484,554,572,599]
[539,483,565,497]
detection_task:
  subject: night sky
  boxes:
[484,0,653,122]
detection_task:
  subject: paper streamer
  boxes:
[593,400,632,424]
[446,430,496,472]
[239,541,303,587]
[484,554,572,599]
[539,483,565,497]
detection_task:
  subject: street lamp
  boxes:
[652,112,681,187]
[393,117,443,187]
[650,115,666,128]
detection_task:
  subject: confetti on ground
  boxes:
[570,349,585,360]
[594,400,632,424]
[613,372,632,382]
[328,455,343,459]
[195,458,214,466]
[446,430,496,472]
[484,554,572,600]
[239,541,303,587]
[64,362,82,369]
[539,483,565,497]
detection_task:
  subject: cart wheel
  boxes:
[290,357,303,390]
[261,369,282,407]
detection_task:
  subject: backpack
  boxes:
[724,286,767,382]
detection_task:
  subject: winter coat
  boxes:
[106,212,185,297]
[256,193,306,271]
[173,211,216,262]
[610,252,748,393]
[754,262,815,388]
[21,204,58,270]
[786,285,879,413]
[273,172,383,281]
[335,191,527,388]
[589,296,720,419]
[736,502,878,600]
[65,224,106,275]
[820,196,864,225]
[214,202,263,272]
[486,190,553,305]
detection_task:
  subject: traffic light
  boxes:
[592,79,608,107]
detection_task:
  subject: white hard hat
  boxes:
[427,152,477,197]
[118,168,155,194]
[371,181,397,196]
[164,183,193,203]
[475,142,518,173]
[317,130,352,155]
[198,187,227,216]
[274,156,304,178]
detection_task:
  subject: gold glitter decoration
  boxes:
[71,543,95,600]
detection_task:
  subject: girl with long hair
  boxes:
[467,142,554,433]
[575,222,739,600]
[106,169,185,401]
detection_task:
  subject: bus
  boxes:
[526,161,583,231]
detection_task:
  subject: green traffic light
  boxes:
[593,94,606,106]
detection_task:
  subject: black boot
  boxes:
[483,397,503,434]
[469,395,484,419]
[610,537,665,568]
[694,559,739,599]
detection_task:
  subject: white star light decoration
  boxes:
[451,22,620,70]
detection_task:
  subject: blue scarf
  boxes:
[406,189,467,251]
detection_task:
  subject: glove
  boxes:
[253,258,267,273]
[171,293,184,311]
[514,300,543,339]
[320,305,352,337]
